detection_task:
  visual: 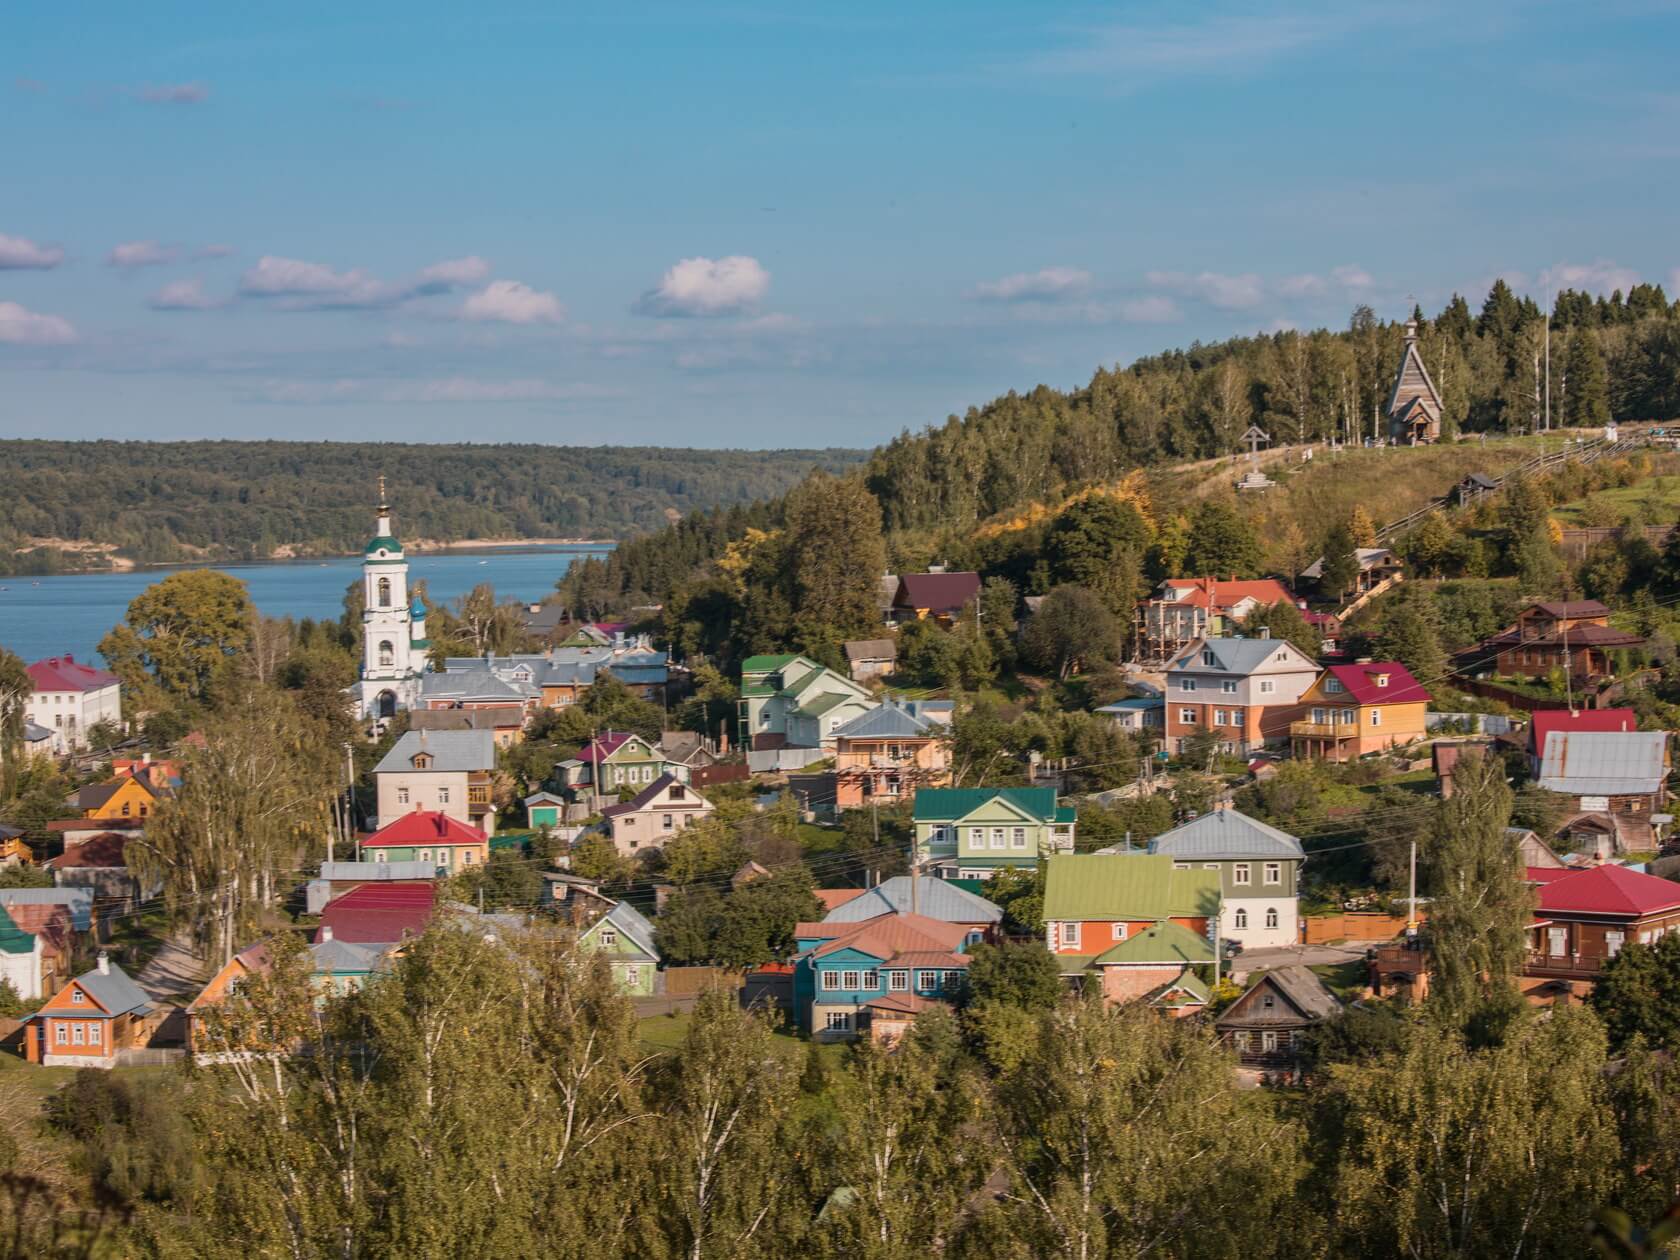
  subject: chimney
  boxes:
[321,925,334,942]
[96,951,109,975]
[1258,627,1271,639]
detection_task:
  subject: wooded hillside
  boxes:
[0,441,866,573]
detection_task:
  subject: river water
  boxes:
[0,545,614,666]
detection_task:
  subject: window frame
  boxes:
[1233,863,1251,886]
[1264,862,1281,885]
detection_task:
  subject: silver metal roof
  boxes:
[1538,730,1667,796]
[374,729,497,775]
[820,876,1003,925]
[1147,809,1306,860]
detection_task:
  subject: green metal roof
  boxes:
[1152,969,1211,1005]
[0,903,35,956]
[1042,854,1220,921]
[1054,805,1077,824]
[1056,953,1099,976]
[798,692,858,718]
[741,653,800,674]
[740,683,776,698]
[363,535,403,555]
[913,786,1059,824]
[1092,920,1214,967]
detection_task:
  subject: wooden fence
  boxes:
[662,966,742,997]
[1300,911,1420,945]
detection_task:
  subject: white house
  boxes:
[371,729,498,835]
[25,655,121,754]
[1147,809,1305,950]
[600,774,715,858]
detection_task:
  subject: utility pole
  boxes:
[1212,900,1222,987]
[1544,290,1552,433]
[1407,839,1418,937]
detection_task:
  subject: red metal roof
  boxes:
[1537,864,1680,918]
[45,833,134,869]
[1528,708,1637,750]
[807,911,970,962]
[894,572,981,615]
[361,810,487,848]
[1157,578,1294,611]
[28,654,119,693]
[814,889,867,911]
[582,732,638,761]
[1525,866,1575,885]
[1322,661,1430,706]
[315,883,436,944]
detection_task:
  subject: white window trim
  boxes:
[820,971,840,991]
[1264,862,1281,885]
[1233,863,1251,885]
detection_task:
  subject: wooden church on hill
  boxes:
[1386,318,1444,445]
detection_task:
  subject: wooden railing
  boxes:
[1524,951,1606,979]
[1290,720,1360,738]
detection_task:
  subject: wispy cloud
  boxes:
[459,279,565,325]
[137,82,209,105]
[0,232,65,270]
[194,244,235,259]
[1539,259,1641,296]
[0,301,77,345]
[255,376,609,404]
[149,279,220,310]
[1024,8,1367,83]
[107,240,178,269]
[968,266,1092,303]
[1279,264,1374,298]
[238,253,492,310]
[635,255,769,317]
[1145,269,1264,310]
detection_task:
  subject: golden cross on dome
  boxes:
[377,473,388,510]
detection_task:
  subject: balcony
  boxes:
[1524,951,1606,980]
[1290,720,1360,739]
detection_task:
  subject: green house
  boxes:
[913,787,1076,879]
[582,732,676,793]
[579,901,660,996]
[739,654,874,748]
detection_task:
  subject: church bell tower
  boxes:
[356,476,425,719]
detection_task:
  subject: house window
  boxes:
[72,1023,84,1045]
[1264,863,1281,885]
[888,970,908,991]
[624,966,639,986]
[1607,931,1625,958]
[1235,908,1249,929]
[942,969,963,991]
[670,785,686,800]
[1261,1031,1279,1052]
[419,849,431,863]
[1214,710,1227,726]
[841,970,862,990]
[663,814,674,830]
[1265,908,1279,929]
[861,970,879,990]
[601,929,618,948]
[438,787,450,804]
[821,971,841,991]
[1548,927,1568,956]
[1234,863,1251,886]
[1312,708,1325,723]
[1326,678,1343,694]
[1112,923,1127,941]
[1341,709,1354,724]
[397,787,410,805]
[1202,651,1216,666]
[71,989,84,1004]
[1181,679,1198,692]
[917,970,939,991]
[88,1022,101,1046]
[374,850,387,862]
[1222,680,1237,694]
[1370,710,1382,727]
[1180,708,1197,724]
[55,1023,67,1045]
[1172,861,1189,870]
[1011,827,1027,849]
[378,641,394,667]
[990,827,1006,850]
[1376,674,1389,688]
[1258,680,1275,695]
[825,1011,853,1032]
[1063,922,1082,950]
[463,851,473,865]
[968,827,985,849]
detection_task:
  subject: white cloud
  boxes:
[459,279,565,325]
[1117,295,1182,322]
[635,255,769,317]
[107,240,178,269]
[0,300,76,345]
[0,233,65,270]
[1540,259,1641,296]
[1145,269,1264,310]
[1278,274,1326,298]
[257,376,606,404]
[968,266,1092,303]
[138,82,209,105]
[1278,264,1373,299]
[1026,11,1357,82]
[239,255,380,299]
[1331,264,1374,290]
[417,256,490,287]
[148,279,220,310]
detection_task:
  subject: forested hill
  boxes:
[0,441,866,572]
[560,281,1680,634]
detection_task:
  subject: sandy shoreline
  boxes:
[9,535,614,577]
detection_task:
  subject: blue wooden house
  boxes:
[791,911,976,1041]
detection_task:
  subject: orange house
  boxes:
[186,940,274,1053]
[77,776,160,821]
[832,701,953,810]
[1291,662,1431,762]
[26,952,152,1068]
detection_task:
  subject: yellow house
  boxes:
[1290,662,1431,763]
[76,777,160,821]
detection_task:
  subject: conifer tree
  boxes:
[1565,331,1612,427]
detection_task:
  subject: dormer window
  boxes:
[411,752,432,770]
[1202,651,1216,667]
[71,988,84,1004]
[1326,678,1343,694]
[1376,674,1389,688]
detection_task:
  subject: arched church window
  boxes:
[377,577,391,607]
[378,640,394,667]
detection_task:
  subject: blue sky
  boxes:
[3,2,1678,448]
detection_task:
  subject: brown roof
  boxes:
[806,911,971,962]
[409,706,526,731]
[1531,600,1612,619]
[46,833,135,869]
[894,572,981,615]
[864,992,947,1016]
[814,889,867,911]
[844,638,898,663]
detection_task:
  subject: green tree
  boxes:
[1020,585,1120,680]
[1239,599,1321,655]
[1317,523,1362,603]
[783,471,890,644]
[1590,932,1680,1053]
[1181,499,1262,578]
[1423,749,1530,1039]
[0,646,32,796]
[1372,586,1446,683]
[1565,331,1612,427]
[98,569,253,710]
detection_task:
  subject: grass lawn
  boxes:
[797,821,845,856]
[1309,959,1370,1002]
[639,1012,849,1068]
[1554,471,1680,525]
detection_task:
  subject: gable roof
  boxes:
[362,810,487,849]
[0,887,94,931]
[1528,709,1637,750]
[409,706,527,732]
[1537,864,1680,918]
[28,655,119,693]
[601,773,709,818]
[585,900,659,959]
[894,571,981,614]
[1218,966,1342,1026]
[46,833,134,870]
[801,911,971,964]
[1169,636,1306,676]
[912,786,1059,824]
[317,860,438,882]
[1153,578,1295,611]
[1147,809,1305,861]
[740,653,803,675]
[814,888,868,911]
[844,638,898,663]
[77,777,156,812]
[1042,854,1221,921]
[1530,599,1612,619]
[374,730,496,775]
[316,883,436,945]
[50,959,151,1017]
[1092,919,1214,967]
[1538,730,1667,796]
[1386,333,1444,420]
[583,731,654,762]
[1301,547,1400,580]
[831,700,951,741]
[821,876,1003,925]
[310,937,389,975]
[1319,661,1430,706]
